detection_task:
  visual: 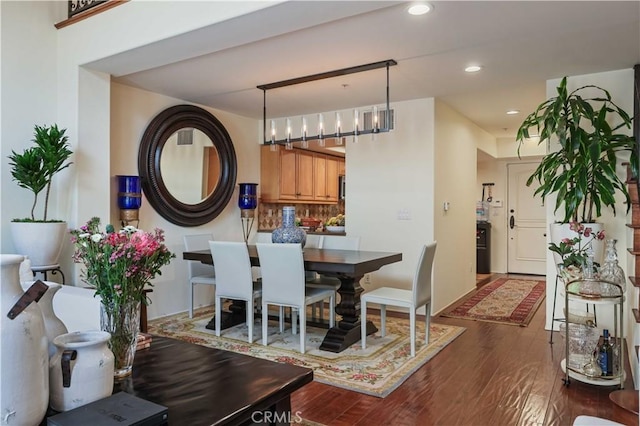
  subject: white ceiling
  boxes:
[105,1,640,140]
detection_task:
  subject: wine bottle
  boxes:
[598,329,613,376]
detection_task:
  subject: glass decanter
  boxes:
[579,247,600,296]
[598,239,625,295]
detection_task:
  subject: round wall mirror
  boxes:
[138,104,237,226]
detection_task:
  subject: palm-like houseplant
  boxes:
[517,76,636,225]
[8,124,73,267]
[517,76,636,273]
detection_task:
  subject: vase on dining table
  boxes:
[100,298,141,378]
[272,206,307,247]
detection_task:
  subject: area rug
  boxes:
[148,308,465,398]
[440,277,545,327]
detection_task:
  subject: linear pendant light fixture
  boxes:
[257,59,397,146]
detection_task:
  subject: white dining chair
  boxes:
[209,241,262,343]
[256,243,335,354]
[253,232,273,244]
[306,235,360,320]
[361,242,436,357]
[303,234,324,281]
[183,234,216,318]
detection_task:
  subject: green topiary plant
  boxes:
[8,124,73,222]
[517,76,637,224]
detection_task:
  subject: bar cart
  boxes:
[561,278,624,388]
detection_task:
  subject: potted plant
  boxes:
[517,76,636,266]
[8,124,73,268]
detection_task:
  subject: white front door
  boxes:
[507,162,546,275]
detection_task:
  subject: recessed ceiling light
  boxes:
[506,110,520,115]
[464,65,482,73]
[408,2,432,16]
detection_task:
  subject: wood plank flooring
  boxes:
[291,274,638,426]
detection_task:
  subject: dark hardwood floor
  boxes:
[291,274,638,426]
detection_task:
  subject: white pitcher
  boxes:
[0,254,49,425]
[49,331,115,412]
[21,280,68,358]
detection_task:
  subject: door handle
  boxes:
[510,215,515,229]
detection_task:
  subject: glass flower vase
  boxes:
[100,299,141,378]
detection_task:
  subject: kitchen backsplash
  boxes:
[257,202,345,230]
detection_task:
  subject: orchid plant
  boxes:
[548,221,605,270]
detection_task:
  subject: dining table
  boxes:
[183,245,402,353]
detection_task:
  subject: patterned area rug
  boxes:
[440,277,546,326]
[148,308,465,398]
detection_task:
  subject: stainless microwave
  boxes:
[339,175,346,200]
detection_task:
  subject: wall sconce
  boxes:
[238,183,258,243]
[117,175,142,227]
[258,59,397,146]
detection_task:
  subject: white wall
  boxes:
[433,100,491,313]
[110,83,260,319]
[0,1,63,236]
[347,98,436,300]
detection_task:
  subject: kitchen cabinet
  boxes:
[314,154,339,202]
[338,158,345,176]
[260,145,342,204]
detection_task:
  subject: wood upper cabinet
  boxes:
[261,146,315,203]
[261,145,344,204]
[315,154,339,202]
[338,158,345,176]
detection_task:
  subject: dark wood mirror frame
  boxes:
[138,104,237,226]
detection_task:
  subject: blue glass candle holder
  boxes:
[117,175,142,223]
[238,183,258,210]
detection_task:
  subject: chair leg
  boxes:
[409,309,416,357]
[425,302,431,345]
[380,305,387,337]
[361,299,367,349]
[247,299,254,343]
[279,306,284,333]
[262,302,268,346]
[215,296,222,337]
[299,309,306,354]
[292,308,298,335]
[189,283,195,318]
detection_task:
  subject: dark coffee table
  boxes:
[113,336,313,425]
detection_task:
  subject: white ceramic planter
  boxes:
[10,221,67,268]
[49,331,115,412]
[0,254,49,425]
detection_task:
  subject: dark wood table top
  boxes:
[114,336,313,425]
[183,246,403,276]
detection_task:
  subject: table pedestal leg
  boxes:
[319,274,377,353]
[205,300,247,331]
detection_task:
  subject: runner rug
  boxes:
[148,308,465,398]
[440,277,545,327]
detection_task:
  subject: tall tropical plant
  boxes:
[517,77,636,223]
[8,124,73,221]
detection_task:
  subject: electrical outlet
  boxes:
[397,208,411,220]
[363,274,371,285]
